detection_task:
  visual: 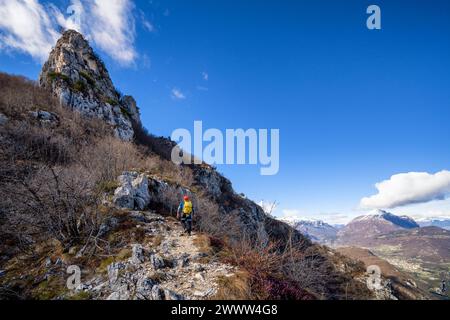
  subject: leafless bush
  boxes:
[0,164,103,249]
[0,73,56,117]
[0,122,73,165]
[132,122,175,161]
[195,195,244,242]
[77,136,152,183]
[156,185,182,216]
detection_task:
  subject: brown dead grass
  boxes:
[212,271,252,300]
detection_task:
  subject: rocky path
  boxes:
[85,211,235,300]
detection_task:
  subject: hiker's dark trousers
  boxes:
[181,218,192,235]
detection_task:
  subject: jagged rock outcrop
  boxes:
[113,172,151,210]
[39,30,140,141]
[113,171,197,213]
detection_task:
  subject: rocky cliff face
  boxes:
[39,30,140,141]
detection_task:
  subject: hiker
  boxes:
[177,195,194,236]
[442,280,447,293]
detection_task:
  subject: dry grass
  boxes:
[213,272,252,300]
[192,234,214,256]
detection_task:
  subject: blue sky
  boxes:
[1,0,450,223]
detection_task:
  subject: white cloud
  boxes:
[171,88,186,100]
[85,0,137,64]
[202,72,208,81]
[0,0,138,65]
[0,0,59,62]
[360,170,450,209]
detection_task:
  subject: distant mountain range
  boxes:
[280,210,450,296]
[285,210,422,246]
[418,218,450,230]
[282,219,338,244]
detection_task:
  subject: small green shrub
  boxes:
[79,71,95,86]
[120,106,132,117]
[68,291,92,300]
[96,248,131,274]
[47,72,70,83]
[105,98,119,106]
[96,180,120,193]
[72,80,86,93]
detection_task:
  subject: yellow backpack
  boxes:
[183,201,193,217]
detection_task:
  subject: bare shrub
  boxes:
[0,122,73,165]
[223,238,315,300]
[195,195,243,241]
[0,164,103,249]
[0,73,56,117]
[158,186,182,216]
[132,122,175,161]
[77,136,152,183]
[131,121,195,187]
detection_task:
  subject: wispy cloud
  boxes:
[171,88,186,100]
[0,0,138,65]
[87,0,137,64]
[139,10,155,33]
[196,85,209,91]
[360,170,450,209]
[202,71,209,81]
[0,0,59,62]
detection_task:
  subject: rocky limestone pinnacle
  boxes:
[39,30,141,141]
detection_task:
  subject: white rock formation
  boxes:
[39,30,141,141]
[113,172,151,210]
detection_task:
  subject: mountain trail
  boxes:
[89,210,236,300]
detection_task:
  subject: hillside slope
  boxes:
[0,30,382,300]
[336,247,429,300]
